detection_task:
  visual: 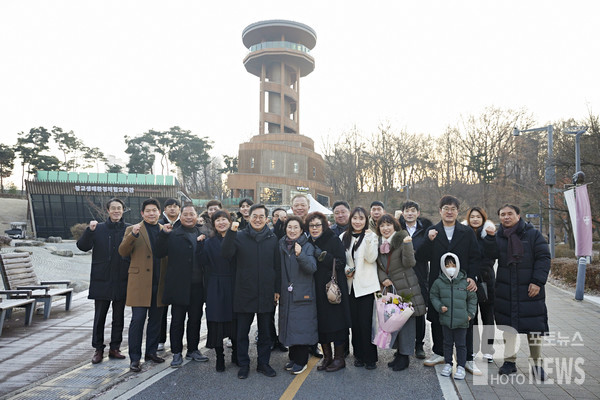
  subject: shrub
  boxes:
[554,244,575,259]
[70,223,88,240]
[551,258,600,291]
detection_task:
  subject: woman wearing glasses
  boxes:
[277,216,318,375]
[306,212,350,372]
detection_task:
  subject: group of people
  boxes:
[77,193,551,381]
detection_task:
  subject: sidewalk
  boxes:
[1,281,599,399]
[454,284,600,399]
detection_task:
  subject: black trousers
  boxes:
[466,314,476,361]
[92,299,125,351]
[415,314,425,350]
[474,300,495,355]
[349,289,378,364]
[159,305,169,344]
[170,283,204,354]
[237,312,271,367]
[128,303,164,362]
[289,345,309,367]
[427,306,444,357]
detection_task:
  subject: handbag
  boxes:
[476,280,488,304]
[325,259,342,304]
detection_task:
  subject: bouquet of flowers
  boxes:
[371,286,414,349]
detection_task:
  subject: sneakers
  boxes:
[424,354,445,366]
[256,363,277,377]
[291,363,307,375]
[441,363,452,377]
[454,366,466,380]
[465,360,483,376]
[171,353,183,368]
[483,353,494,363]
[365,362,377,370]
[499,361,517,375]
[186,350,209,362]
[157,343,165,352]
[284,361,294,371]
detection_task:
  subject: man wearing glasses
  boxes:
[416,195,480,369]
[221,204,281,379]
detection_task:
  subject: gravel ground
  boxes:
[1,240,91,292]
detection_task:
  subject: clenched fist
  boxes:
[428,229,438,241]
[89,220,98,231]
[132,224,141,235]
[231,221,239,232]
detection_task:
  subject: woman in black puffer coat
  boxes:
[465,207,499,363]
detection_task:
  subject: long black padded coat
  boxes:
[76,219,130,300]
[155,225,203,306]
[308,229,351,341]
[221,225,281,314]
[494,219,551,334]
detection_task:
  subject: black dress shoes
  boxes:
[272,340,288,352]
[130,361,141,372]
[144,353,165,363]
[308,344,323,358]
[238,365,249,379]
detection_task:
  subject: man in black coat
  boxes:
[222,204,281,379]
[157,197,181,351]
[399,200,432,359]
[76,198,130,364]
[156,203,209,368]
[495,204,550,380]
[416,195,480,369]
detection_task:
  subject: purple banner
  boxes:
[575,185,593,257]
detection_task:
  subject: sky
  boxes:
[1,0,599,185]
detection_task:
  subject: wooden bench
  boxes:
[0,252,73,319]
[0,290,36,336]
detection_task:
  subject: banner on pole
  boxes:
[564,185,593,257]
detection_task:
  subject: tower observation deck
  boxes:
[242,20,316,135]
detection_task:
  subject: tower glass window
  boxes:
[250,158,255,168]
[293,162,299,173]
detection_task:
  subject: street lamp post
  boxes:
[564,126,588,172]
[513,125,555,258]
[565,126,589,301]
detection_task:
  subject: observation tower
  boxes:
[227,20,332,207]
[242,20,316,135]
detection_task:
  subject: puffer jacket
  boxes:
[278,234,318,346]
[429,252,477,329]
[494,219,550,334]
[376,230,426,316]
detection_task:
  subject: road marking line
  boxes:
[279,356,320,400]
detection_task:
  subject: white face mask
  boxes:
[445,267,457,277]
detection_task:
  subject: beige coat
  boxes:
[118,222,167,307]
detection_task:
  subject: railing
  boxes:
[249,41,310,54]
